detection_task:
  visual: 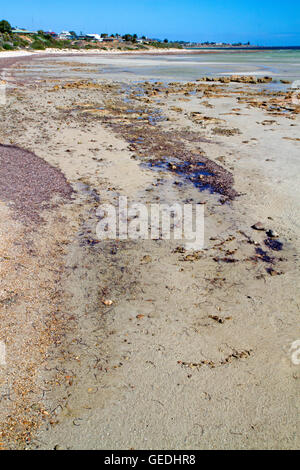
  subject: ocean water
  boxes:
[11,49,300,85]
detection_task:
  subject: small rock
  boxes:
[266,229,279,238]
[252,222,265,231]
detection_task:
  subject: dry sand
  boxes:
[0,57,299,449]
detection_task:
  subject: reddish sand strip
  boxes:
[0,144,72,222]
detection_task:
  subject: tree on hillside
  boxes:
[0,20,12,34]
[122,34,133,42]
[164,38,169,43]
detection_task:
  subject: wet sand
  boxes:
[0,48,221,74]
[0,56,299,449]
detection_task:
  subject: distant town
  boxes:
[0,19,252,51]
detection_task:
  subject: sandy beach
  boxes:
[0,53,299,449]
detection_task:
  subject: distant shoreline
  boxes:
[187,45,300,51]
[1,44,299,64]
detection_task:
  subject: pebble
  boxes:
[251,222,265,231]
[266,229,279,238]
[141,255,152,264]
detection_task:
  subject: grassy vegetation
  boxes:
[0,30,86,51]
[148,41,183,49]
[0,19,184,52]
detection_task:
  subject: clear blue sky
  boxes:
[2,0,300,45]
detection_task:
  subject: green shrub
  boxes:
[3,42,14,50]
[31,40,46,50]
[12,37,27,47]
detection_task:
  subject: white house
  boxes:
[86,34,103,41]
[58,31,72,40]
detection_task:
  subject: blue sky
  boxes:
[2,0,300,45]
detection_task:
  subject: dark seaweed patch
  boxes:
[264,238,283,251]
[255,247,275,263]
[148,159,216,193]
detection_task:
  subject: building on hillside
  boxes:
[45,31,58,38]
[58,31,72,40]
[85,34,103,41]
[102,36,119,43]
[12,28,36,35]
